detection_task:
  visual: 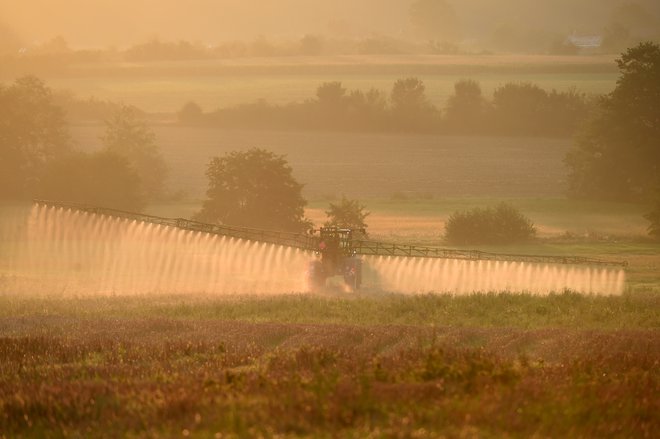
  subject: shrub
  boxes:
[444,203,536,245]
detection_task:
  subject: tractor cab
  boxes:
[318,227,354,258]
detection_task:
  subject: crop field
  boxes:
[1,197,658,437]
[72,123,654,238]
[0,293,658,438]
[73,126,574,200]
[9,55,620,112]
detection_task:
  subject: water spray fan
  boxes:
[29,200,628,295]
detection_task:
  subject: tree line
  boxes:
[180,79,593,137]
[2,42,658,238]
[3,0,657,64]
[0,76,167,211]
[190,42,660,238]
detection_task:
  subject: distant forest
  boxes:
[178,78,594,137]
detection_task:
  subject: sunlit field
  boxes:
[3,0,660,435]
[17,55,619,112]
[0,294,658,437]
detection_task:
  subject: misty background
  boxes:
[1,0,658,52]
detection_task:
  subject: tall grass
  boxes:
[1,292,657,329]
[0,310,656,437]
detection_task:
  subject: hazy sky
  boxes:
[1,0,658,48]
[0,0,406,47]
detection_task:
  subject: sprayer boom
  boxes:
[34,200,627,270]
[349,240,626,267]
[34,200,316,251]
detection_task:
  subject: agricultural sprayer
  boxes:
[32,200,628,293]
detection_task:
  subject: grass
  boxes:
[0,294,657,438]
[0,292,658,329]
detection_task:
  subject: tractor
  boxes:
[307,227,364,290]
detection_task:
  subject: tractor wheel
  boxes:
[343,258,362,290]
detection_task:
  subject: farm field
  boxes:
[72,126,574,199]
[4,2,660,436]
[4,54,659,438]
[4,55,620,112]
[304,197,650,239]
[0,294,657,438]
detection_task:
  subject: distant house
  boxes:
[566,34,603,49]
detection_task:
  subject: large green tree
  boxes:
[0,76,70,199]
[565,42,660,201]
[195,148,311,232]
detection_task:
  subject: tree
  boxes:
[325,196,370,234]
[409,0,460,41]
[0,76,70,199]
[312,82,350,129]
[444,79,489,133]
[102,105,168,200]
[36,151,145,211]
[565,42,660,201]
[390,77,437,131]
[195,148,311,232]
[492,82,549,136]
[345,88,389,130]
[316,82,347,109]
